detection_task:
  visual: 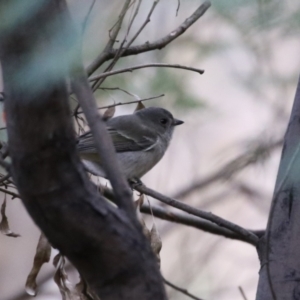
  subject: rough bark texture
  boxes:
[0,1,167,299]
[256,76,300,299]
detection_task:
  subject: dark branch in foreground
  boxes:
[87,1,211,76]
[71,72,135,216]
[134,184,259,245]
[140,204,262,246]
[1,1,166,299]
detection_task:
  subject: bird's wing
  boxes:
[77,128,157,153]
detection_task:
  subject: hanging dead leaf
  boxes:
[76,277,98,300]
[0,196,20,237]
[141,217,151,241]
[54,255,90,300]
[150,223,162,267]
[102,105,115,121]
[134,194,151,239]
[134,193,144,210]
[53,252,62,268]
[134,101,145,111]
[25,233,51,296]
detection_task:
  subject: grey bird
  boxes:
[77,107,183,180]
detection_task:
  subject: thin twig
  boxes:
[141,204,261,245]
[107,0,132,51]
[92,0,141,91]
[76,94,164,115]
[89,63,204,82]
[87,1,211,76]
[0,174,11,185]
[164,278,204,300]
[0,187,20,199]
[238,286,248,300]
[126,0,159,47]
[82,0,96,35]
[134,184,259,245]
[176,0,181,16]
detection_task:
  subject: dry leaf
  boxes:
[134,194,151,240]
[53,252,62,268]
[25,233,51,296]
[54,255,90,300]
[134,101,145,111]
[102,105,115,121]
[150,223,162,267]
[0,197,20,237]
[76,277,98,300]
[140,217,151,241]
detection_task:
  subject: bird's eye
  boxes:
[160,118,168,125]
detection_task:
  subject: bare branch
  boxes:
[164,278,205,300]
[176,0,181,16]
[76,93,165,115]
[126,0,159,47]
[238,286,248,300]
[0,187,20,199]
[91,0,142,91]
[140,204,261,246]
[87,1,211,76]
[89,63,204,82]
[134,184,259,245]
[106,0,132,52]
[82,0,96,35]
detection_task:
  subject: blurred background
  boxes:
[1,0,300,299]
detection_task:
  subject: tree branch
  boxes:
[75,93,165,115]
[134,184,259,245]
[140,204,261,246]
[87,1,211,76]
[163,278,205,300]
[0,1,167,299]
[89,63,204,82]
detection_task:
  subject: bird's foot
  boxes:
[128,178,144,189]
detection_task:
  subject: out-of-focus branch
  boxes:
[75,93,165,115]
[174,138,283,199]
[164,278,204,300]
[72,71,135,216]
[141,204,262,246]
[1,1,167,299]
[87,1,211,76]
[134,184,259,245]
[89,63,204,82]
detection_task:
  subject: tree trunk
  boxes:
[256,76,300,299]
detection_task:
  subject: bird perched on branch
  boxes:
[77,106,183,180]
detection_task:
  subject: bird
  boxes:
[77,106,183,181]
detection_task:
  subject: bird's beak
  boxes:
[172,118,184,126]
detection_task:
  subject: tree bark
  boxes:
[256,76,300,299]
[0,1,166,299]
